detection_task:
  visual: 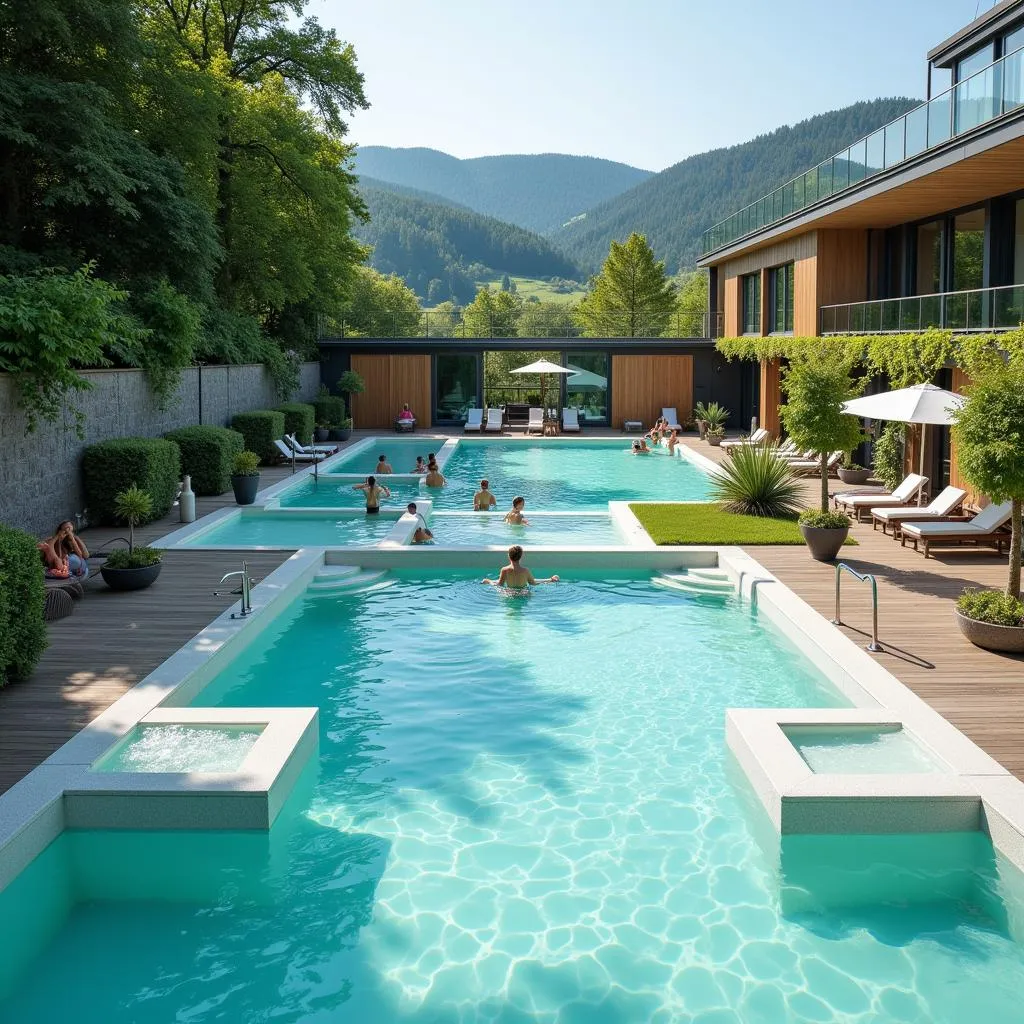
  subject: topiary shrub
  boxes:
[0,524,47,686]
[83,438,181,525]
[231,410,285,464]
[276,402,316,444]
[164,425,244,496]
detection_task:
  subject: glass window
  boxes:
[1004,42,1024,112]
[741,273,761,334]
[769,263,795,334]
[957,43,994,83]
[952,208,985,291]
[1014,199,1024,285]
[435,353,480,424]
[564,351,608,425]
[929,62,952,98]
[916,221,943,294]
[1006,24,1024,55]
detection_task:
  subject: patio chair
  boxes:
[273,439,325,463]
[900,500,1013,557]
[526,408,544,435]
[720,427,769,451]
[870,486,967,535]
[394,414,416,433]
[562,408,581,433]
[464,408,483,432]
[833,473,927,521]
[661,407,682,430]
[484,408,504,433]
[286,434,336,456]
[788,451,843,476]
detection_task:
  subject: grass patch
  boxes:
[630,502,858,546]
[476,276,588,303]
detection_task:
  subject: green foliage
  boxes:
[576,233,677,337]
[700,402,729,430]
[313,386,346,427]
[103,546,162,570]
[872,422,907,492]
[629,502,816,545]
[337,267,424,336]
[0,524,47,686]
[336,371,365,420]
[957,589,1024,627]
[798,509,851,529]
[230,410,286,464]
[673,270,708,336]
[517,301,579,338]
[233,450,261,476]
[276,402,316,444]
[462,288,523,338]
[113,485,154,554]
[83,438,181,525]
[164,426,244,496]
[710,446,803,518]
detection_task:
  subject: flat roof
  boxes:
[928,0,1024,65]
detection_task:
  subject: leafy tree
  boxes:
[576,233,676,337]
[462,288,522,338]
[779,351,865,511]
[339,267,422,337]
[518,301,578,339]
[952,361,1024,599]
[673,270,708,337]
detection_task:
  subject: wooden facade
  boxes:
[610,354,693,429]
[949,367,982,508]
[350,354,432,429]
[758,359,782,437]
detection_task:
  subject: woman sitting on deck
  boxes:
[396,404,416,432]
[38,521,90,579]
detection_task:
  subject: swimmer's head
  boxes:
[508,545,523,563]
[480,479,489,488]
[377,454,386,462]
[367,475,376,486]
[512,496,525,510]
[407,502,417,514]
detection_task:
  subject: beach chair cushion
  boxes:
[871,486,966,523]
[901,500,1012,538]
[661,408,681,429]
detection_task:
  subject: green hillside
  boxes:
[354,147,652,234]
[355,181,583,305]
[554,98,922,273]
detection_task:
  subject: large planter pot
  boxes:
[232,473,260,506]
[100,562,162,591]
[329,427,351,442]
[314,427,330,442]
[799,523,850,562]
[953,608,1024,653]
[837,467,872,485]
[707,434,723,447]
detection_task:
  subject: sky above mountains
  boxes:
[315,0,988,170]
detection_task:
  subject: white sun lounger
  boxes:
[661,407,682,430]
[526,408,544,435]
[562,408,580,433]
[900,500,1013,557]
[870,486,967,535]
[274,438,325,462]
[721,427,769,450]
[286,433,336,455]
[833,473,927,520]
[788,451,843,475]
[484,408,503,433]
[464,408,483,432]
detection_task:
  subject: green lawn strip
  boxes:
[629,502,858,546]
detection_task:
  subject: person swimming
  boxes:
[424,462,446,487]
[631,439,651,455]
[474,479,497,511]
[482,545,559,589]
[406,502,433,544]
[413,456,427,474]
[504,496,529,525]
[375,454,393,474]
[353,475,390,513]
[667,429,679,454]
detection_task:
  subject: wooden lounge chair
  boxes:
[526,408,544,435]
[900,500,1013,557]
[484,408,503,433]
[273,439,325,462]
[789,451,843,476]
[464,408,483,432]
[721,427,769,451]
[661,407,682,431]
[833,473,927,521]
[561,408,580,433]
[870,486,967,535]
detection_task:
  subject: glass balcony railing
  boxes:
[820,283,1024,334]
[701,46,1024,257]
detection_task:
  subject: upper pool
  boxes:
[325,437,435,476]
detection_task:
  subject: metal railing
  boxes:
[832,562,882,653]
[701,45,1024,256]
[820,283,1024,334]
[320,310,723,340]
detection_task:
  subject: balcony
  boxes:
[820,283,1024,334]
[701,45,1024,257]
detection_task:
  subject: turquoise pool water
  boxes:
[93,724,263,773]
[181,510,399,547]
[4,572,1024,1022]
[785,725,947,775]
[327,438,434,476]
[429,513,625,546]
[279,476,422,508]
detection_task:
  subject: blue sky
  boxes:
[316,0,993,171]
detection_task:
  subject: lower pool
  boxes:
[4,572,1023,1022]
[179,509,400,547]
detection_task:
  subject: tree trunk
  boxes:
[1009,497,1022,601]
[820,451,829,512]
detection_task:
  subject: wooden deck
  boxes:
[1,429,1022,796]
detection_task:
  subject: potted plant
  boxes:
[99,486,163,591]
[231,450,261,506]
[337,370,365,430]
[798,509,852,561]
[330,417,353,442]
[702,402,729,443]
[949,360,1024,652]
[837,454,872,486]
[706,425,725,447]
[314,421,330,443]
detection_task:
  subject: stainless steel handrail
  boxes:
[831,562,882,653]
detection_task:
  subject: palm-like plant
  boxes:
[702,402,729,430]
[710,444,803,518]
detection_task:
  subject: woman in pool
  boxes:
[39,520,90,580]
[504,496,529,525]
[412,456,427,474]
[482,545,558,589]
[353,475,390,514]
[631,439,651,455]
[375,454,393,474]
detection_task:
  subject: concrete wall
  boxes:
[0,363,320,536]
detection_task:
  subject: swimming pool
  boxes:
[278,475,423,509]
[324,437,432,476]
[179,509,400,547]
[4,571,1024,1022]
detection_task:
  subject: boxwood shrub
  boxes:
[83,438,181,525]
[231,410,285,464]
[164,425,244,496]
[0,524,48,686]
[276,402,316,444]
[313,391,346,427]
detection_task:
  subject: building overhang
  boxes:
[928,0,1024,69]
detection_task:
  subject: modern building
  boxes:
[699,0,1024,491]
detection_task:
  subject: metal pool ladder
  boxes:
[832,562,883,653]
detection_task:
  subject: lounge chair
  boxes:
[526,408,544,435]
[900,500,1013,557]
[870,486,967,535]
[562,408,580,433]
[833,473,927,521]
[484,408,503,433]
[273,439,325,463]
[286,434,336,456]
[721,427,769,451]
[464,408,483,432]
[788,451,843,476]
[661,407,682,431]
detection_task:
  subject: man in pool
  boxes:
[504,496,529,525]
[483,545,559,589]
[474,479,497,511]
[412,456,427,474]
[375,453,393,474]
[406,502,433,543]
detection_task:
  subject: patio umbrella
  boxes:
[841,383,965,504]
[510,358,574,412]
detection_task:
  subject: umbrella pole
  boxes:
[918,424,925,505]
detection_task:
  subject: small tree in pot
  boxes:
[100,486,163,591]
[231,451,261,506]
[336,370,365,435]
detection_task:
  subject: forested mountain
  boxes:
[554,98,921,273]
[357,175,471,210]
[355,181,582,304]
[354,147,652,234]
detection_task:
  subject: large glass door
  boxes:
[564,351,609,426]
[434,353,480,425]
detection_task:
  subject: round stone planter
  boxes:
[707,434,723,447]
[231,473,260,506]
[953,608,1024,653]
[314,427,330,442]
[100,562,162,592]
[799,523,850,562]
[329,427,351,442]
[837,467,872,485]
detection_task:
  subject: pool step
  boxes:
[307,568,388,593]
[313,565,361,581]
[653,570,734,598]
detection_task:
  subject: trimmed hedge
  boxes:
[276,402,315,444]
[231,410,285,464]
[313,392,346,427]
[165,425,245,496]
[0,524,48,686]
[83,438,181,525]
